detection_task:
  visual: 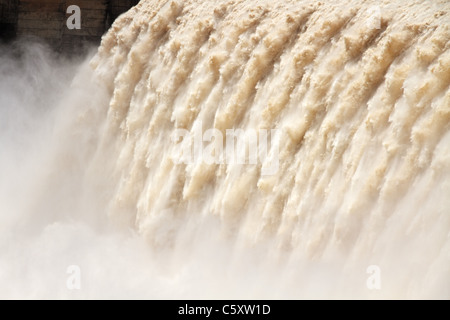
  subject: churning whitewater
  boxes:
[0,0,449,299]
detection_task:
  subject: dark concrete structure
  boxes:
[0,0,18,40]
[0,0,139,52]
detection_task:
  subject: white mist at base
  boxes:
[0,42,242,300]
[1,0,450,300]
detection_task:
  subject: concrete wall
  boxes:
[0,0,139,52]
[109,0,138,22]
[0,0,18,40]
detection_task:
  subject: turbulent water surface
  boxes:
[0,0,449,299]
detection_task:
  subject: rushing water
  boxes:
[0,0,449,299]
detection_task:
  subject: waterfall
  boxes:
[0,0,449,299]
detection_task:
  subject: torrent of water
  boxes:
[0,0,449,299]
